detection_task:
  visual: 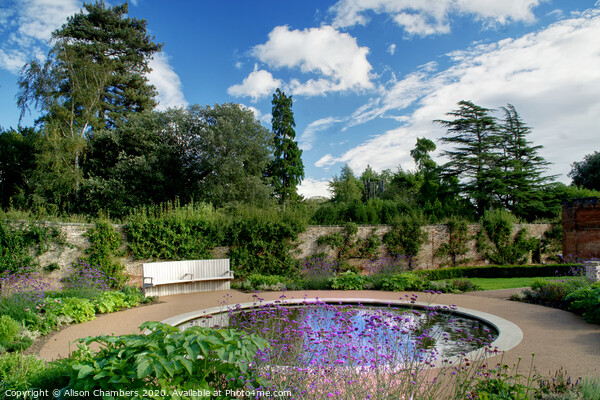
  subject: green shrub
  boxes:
[0,315,20,343]
[93,291,127,314]
[85,221,127,287]
[415,264,580,281]
[237,274,290,291]
[58,322,269,398]
[478,209,538,265]
[0,353,46,395]
[566,282,600,324]
[383,213,427,268]
[579,376,600,400]
[524,278,589,308]
[332,270,366,290]
[55,297,96,323]
[450,278,480,292]
[380,272,424,292]
[436,216,469,267]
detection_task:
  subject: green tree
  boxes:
[269,89,304,204]
[16,1,162,211]
[494,104,554,220]
[0,127,39,209]
[83,104,273,215]
[436,100,499,216]
[569,151,600,191]
[330,164,363,203]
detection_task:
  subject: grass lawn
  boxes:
[438,276,576,290]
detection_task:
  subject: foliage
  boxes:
[383,212,428,267]
[0,127,39,209]
[436,215,470,267]
[269,88,304,204]
[126,201,223,260]
[227,206,305,277]
[565,282,600,324]
[436,101,554,220]
[93,291,127,314]
[53,297,96,323]
[569,150,600,191]
[450,278,481,292]
[331,270,366,290]
[58,321,268,398]
[379,272,424,291]
[236,274,290,292]
[61,261,117,298]
[414,264,580,281]
[0,315,20,343]
[330,164,363,204]
[84,221,126,287]
[0,353,47,397]
[478,209,538,265]
[0,222,37,274]
[523,277,590,309]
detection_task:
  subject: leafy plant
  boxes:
[383,213,428,268]
[566,282,600,324]
[478,209,538,265]
[0,353,46,396]
[0,315,20,343]
[237,274,290,291]
[380,272,424,291]
[450,278,480,292]
[84,221,126,287]
[436,216,470,267]
[93,291,127,314]
[54,297,96,323]
[331,270,366,290]
[59,321,269,398]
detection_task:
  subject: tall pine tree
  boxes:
[270,89,304,204]
[495,104,554,219]
[435,100,499,216]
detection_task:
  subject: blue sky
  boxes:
[1,0,599,198]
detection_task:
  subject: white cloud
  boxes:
[298,177,332,199]
[387,43,396,55]
[0,48,27,73]
[300,116,343,150]
[16,0,81,41]
[147,52,188,110]
[227,64,282,101]
[330,0,541,35]
[322,8,600,180]
[242,25,374,97]
[0,0,82,73]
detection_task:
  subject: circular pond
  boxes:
[166,298,522,368]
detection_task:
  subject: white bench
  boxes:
[142,259,234,297]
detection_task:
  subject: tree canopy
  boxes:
[569,151,600,191]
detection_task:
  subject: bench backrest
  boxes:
[143,259,232,283]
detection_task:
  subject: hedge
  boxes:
[414,264,582,281]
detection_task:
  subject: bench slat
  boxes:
[142,259,233,296]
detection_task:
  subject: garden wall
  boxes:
[22,221,553,287]
[297,223,553,270]
[562,197,600,259]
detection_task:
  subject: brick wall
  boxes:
[562,197,600,258]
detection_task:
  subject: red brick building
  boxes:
[562,197,600,259]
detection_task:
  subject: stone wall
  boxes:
[24,221,553,287]
[297,223,553,270]
[562,197,600,259]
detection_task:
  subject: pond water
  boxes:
[182,301,498,367]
